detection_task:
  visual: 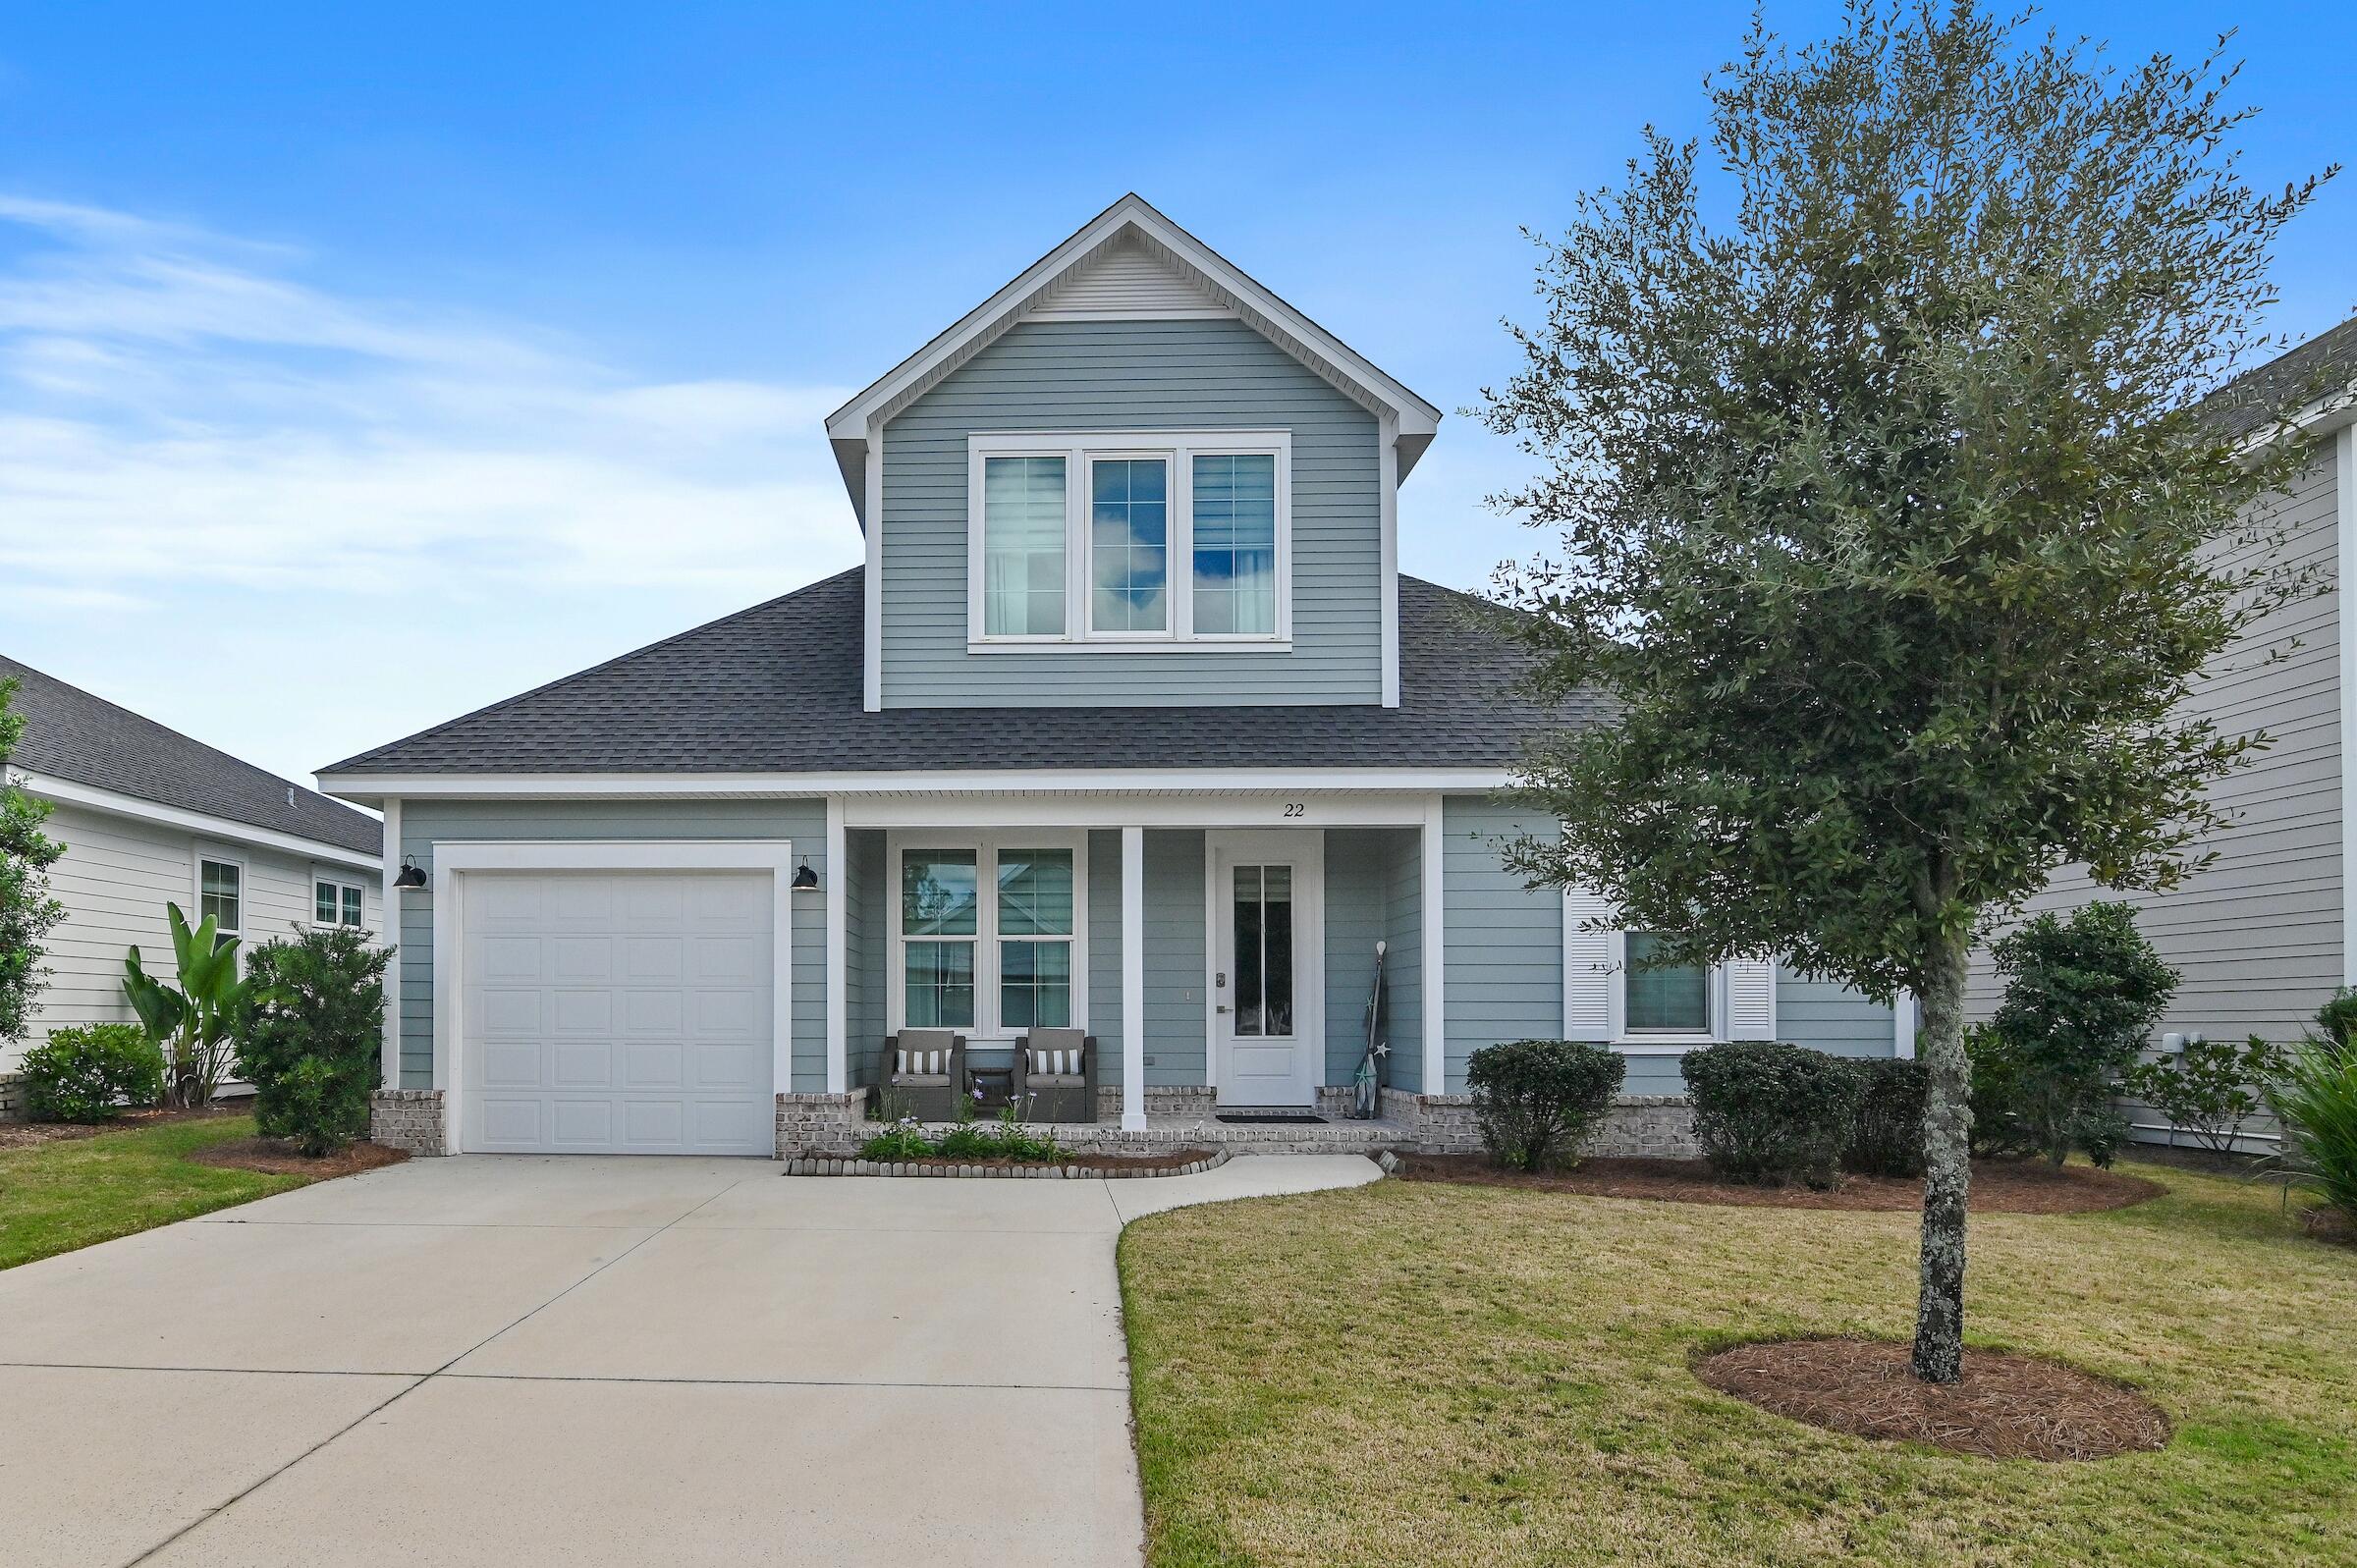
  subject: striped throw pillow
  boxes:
[896,1048,948,1076]
[1028,1047,1080,1077]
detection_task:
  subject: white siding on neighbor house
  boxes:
[1965,445,2344,1048]
[9,799,384,1070]
[875,317,1384,707]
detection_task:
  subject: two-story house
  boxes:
[320,194,1903,1159]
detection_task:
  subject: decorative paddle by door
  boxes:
[1350,939,1389,1119]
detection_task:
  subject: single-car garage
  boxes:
[456,864,782,1156]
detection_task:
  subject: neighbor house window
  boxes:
[969,432,1288,647]
[980,456,1069,636]
[198,857,242,947]
[894,836,1085,1038]
[315,876,365,929]
[1622,932,1712,1035]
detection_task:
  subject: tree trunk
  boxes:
[1912,931,1974,1383]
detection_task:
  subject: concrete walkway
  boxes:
[0,1152,1379,1568]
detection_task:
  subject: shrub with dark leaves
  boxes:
[1468,1039,1625,1170]
[1683,1042,1863,1189]
[1843,1055,1928,1177]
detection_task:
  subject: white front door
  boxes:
[1208,831,1322,1108]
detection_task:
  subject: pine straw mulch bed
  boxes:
[0,1105,247,1151]
[187,1138,409,1177]
[1396,1153,2165,1214]
[828,1147,1218,1172]
[1693,1336,2172,1461]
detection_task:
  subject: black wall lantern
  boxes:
[791,857,820,892]
[392,855,427,891]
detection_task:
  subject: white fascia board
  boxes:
[25,772,382,873]
[822,194,1442,516]
[847,790,1444,829]
[317,768,1515,804]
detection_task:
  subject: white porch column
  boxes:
[1122,826,1146,1131]
[1893,989,1919,1059]
[825,796,848,1095]
[1422,795,1447,1097]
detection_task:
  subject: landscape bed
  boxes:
[1395,1153,2166,1214]
[785,1148,1223,1178]
[1119,1158,2357,1567]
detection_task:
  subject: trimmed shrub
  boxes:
[1843,1056,1928,1177]
[1988,901,2176,1165]
[19,1023,166,1122]
[1683,1042,1862,1189]
[1467,1039,1624,1171]
[2315,989,2357,1051]
[1966,1023,2038,1158]
[237,928,392,1157]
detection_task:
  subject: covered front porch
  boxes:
[822,791,1452,1133]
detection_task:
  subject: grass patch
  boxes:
[1119,1160,2357,1566]
[0,1114,307,1270]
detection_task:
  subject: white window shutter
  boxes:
[1562,887,1617,1039]
[1727,956,1778,1040]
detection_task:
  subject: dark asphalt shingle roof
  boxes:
[1,656,383,857]
[2204,314,2357,442]
[323,571,1598,777]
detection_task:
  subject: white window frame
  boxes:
[193,849,246,944]
[312,870,366,931]
[966,430,1292,651]
[1608,929,1726,1050]
[886,829,1088,1042]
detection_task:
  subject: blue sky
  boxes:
[2,1,2351,788]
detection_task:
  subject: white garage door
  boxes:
[461,871,774,1156]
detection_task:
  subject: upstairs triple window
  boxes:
[969,431,1289,647]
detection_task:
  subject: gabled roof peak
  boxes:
[823,194,1440,524]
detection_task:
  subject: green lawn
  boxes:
[1119,1161,2357,1567]
[0,1114,305,1270]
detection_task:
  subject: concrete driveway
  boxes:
[0,1152,1379,1568]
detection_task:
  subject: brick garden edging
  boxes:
[781,1149,1233,1179]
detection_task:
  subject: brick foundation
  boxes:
[775,1089,871,1159]
[369,1090,448,1156]
[0,1072,25,1123]
[1092,1084,1216,1120]
[1380,1089,1698,1160]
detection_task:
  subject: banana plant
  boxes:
[124,903,253,1108]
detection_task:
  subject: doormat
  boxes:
[1215,1111,1329,1125]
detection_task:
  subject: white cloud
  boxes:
[0,196,861,600]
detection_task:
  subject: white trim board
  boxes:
[26,771,382,872]
[2339,422,2357,986]
[320,768,1515,806]
[426,839,796,1156]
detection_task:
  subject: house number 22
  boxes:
[1282,802,1304,818]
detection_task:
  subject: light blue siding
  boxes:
[1434,796,1895,1096]
[847,828,887,1088]
[1384,830,1425,1093]
[1325,830,1414,1088]
[877,318,1383,707]
[1440,796,1563,1092]
[1142,830,1208,1085]
[1088,829,1123,1083]
[396,799,829,1092]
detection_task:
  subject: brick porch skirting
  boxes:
[775,1089,872,1158]
[0,1071,26,1123]
[1381,1088,1698,1161]
[369,1089,449,1156]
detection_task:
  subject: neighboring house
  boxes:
[318,193,1907,1160]
[1965,316,2357,1146]
[0,655,386,1077]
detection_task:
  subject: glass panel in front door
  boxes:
[1231,864,1293,1038]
